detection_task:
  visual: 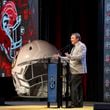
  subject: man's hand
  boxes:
[65,52,71,58]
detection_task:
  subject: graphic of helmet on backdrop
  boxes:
[0,0,43,80]
[0,1,22,61]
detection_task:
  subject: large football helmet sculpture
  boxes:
[12,40,61,97]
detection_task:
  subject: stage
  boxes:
[0,105,93,110]
[0,102,93,110]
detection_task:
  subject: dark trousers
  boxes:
[70,74,83,106]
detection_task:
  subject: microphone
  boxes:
[58,44,71,54]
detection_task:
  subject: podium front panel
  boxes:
[48,64,57,103]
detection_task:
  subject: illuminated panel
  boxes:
[0,0,39,77]
[104,0,110,101]
[0,1,22,61]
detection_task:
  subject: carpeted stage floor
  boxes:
[0,102,94,110]
[0,105,93,110]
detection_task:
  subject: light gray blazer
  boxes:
[69,41,87,74]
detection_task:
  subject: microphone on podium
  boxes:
[57,44,71,54]
[52,44,71,59]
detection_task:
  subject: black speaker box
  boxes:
[94,103,110,110]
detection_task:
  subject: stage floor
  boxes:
[0,105,93,110]
[0,102,94,110]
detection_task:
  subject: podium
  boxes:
[47,58,62,108]
[47,58,70,108]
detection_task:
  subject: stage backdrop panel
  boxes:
[104,0,110,102]
[0,0,39,77]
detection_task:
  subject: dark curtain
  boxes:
[39,0,103,101]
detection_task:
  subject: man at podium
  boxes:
[56,33,87,108]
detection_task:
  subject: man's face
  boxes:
[70,35,79,45]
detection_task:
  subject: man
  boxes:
[60,33,87,108]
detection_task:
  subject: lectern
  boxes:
[47,58,62,108]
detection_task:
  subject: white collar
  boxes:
[75,41,80,47]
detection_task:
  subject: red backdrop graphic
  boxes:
[0,0,38,77]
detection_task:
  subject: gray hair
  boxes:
[71,33,81,41]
